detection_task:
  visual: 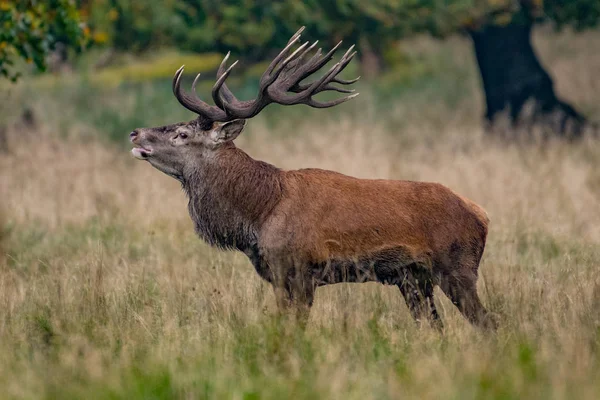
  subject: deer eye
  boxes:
[178,132,188,139]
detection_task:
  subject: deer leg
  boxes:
[439,273,497,331]
[273,285,293,313]
[286,273,315,328]
[271,267,315,328]
[397,267,443,332]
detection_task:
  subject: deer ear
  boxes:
[210,120,246,143]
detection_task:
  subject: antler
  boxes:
[172,26,359,122]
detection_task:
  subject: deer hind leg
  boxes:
[439,272,497,330]
[397,266,443,332]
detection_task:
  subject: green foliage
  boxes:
[77,1,600,77]
[544,0,600,30]
[0,0,86,81]
[2,1,598,81]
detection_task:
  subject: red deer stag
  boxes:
[129,27,496,330]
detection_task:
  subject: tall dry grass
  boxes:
[0,28,600,399]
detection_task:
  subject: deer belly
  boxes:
[310,246,431,286]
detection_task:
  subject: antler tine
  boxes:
[333,76,360,85]
[211,31,312,120]
[291,82,355,94]
[340,44,356,62]
[267,60,340,105]
[172,65,228,121]
[293,40,343,82]
[304,48,358,95]
[287,43,354,94]
[269,42,359,108]
[212,45,307,119]
[306,61,345,95]
[249,38,358,113]
[322,85,355,94]
[308,92,360,108]
[270,41,311,79]
[329,50,357,84]
[191,73,202,93]
[320,40,344,65]
[210,27,307,115]
[286,45,354,96]
[287,26,305,45]
[282,40,319,74]
[299,41,319,62]
[211,59,239,109]
[172,65,185,94]
[263,30,304,78]
[213,52,238,106]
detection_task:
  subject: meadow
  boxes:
[1,29,600,399]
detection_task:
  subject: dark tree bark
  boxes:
[470,20,588,139]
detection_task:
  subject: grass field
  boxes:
[1,29,600,399]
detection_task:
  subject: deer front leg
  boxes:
[273,285,293,313]
[289,274,315,327]
[271,269,315,328]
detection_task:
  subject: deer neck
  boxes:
[182,144,283,251]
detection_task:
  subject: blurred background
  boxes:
[1,0,599,141]
[1,1,600,398]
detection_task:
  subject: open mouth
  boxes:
[131,147,153,160]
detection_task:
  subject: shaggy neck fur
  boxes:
[182,144,283,251]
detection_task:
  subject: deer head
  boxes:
[129,27,359,181]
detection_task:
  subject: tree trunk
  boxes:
[470,21,588,139]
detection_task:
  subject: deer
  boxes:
[129,27,496,331]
